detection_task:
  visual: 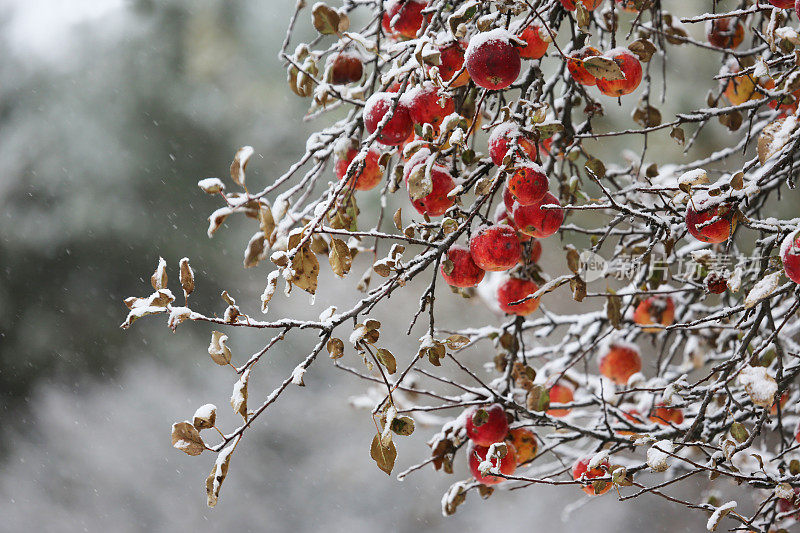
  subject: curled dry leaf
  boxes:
[259,205,276,243]
[244,232,267,268]
[376,348,397,374]
[260,271,280,313]
[291,244,320,295]
[758,116,798,165]
[171,421,205,456]
[526,384,550,412]
[193,404,217,430]
[208,206,234,238]
[230,146,254,188]
[209,331,233,366]
[743,271,782,309]
[390,416,415,436]
[329,238,352,277]
[312,3,342,35]
[151,257,168,290]
[230,368,250,419]
[445,334,470,350]
[326,337,345,359]
[198,177,225,194]
[179,257,194,297]
[582,56,625,81]
[628,38,657,62]
[370,432,397,475]
[206,436,238,508]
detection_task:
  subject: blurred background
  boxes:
[0,0,791,531]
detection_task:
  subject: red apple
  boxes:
[465,29,521,90]
[685,199,737,243]
[405,81,454,130]
[406,165,456,216]
[633,295,675,332]
[469,225,523,271]
[329,52,363,84]
[334,147,384,191]
[507,428,538,465]
[781,230,800,284]
[364,91,414,145]
[441,245,485,288]
[465,403,509,446]
[507,161,549,206]
[382,0,428,39]
[596,48,643,97]
[567,46,601,86]
[436,42,471,87]
[599,343,642,385]
[467,442,517,485]
[489,122,538,167]
[649,404,684,426]
[572,455,611,496]
[497,277,540,316]
[516,24,550,60]
[706,17,745,49]
[513,192,565,238]
[547,383,574,417]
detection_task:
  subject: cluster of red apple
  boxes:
[461,399,684,492]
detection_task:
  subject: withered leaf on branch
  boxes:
[206,437,238,508]
[193,404,217,430]
[209,331,232,366]
[670,126,685,145]
[582,56,625,81]
[230,368,250,419]
[376,348,397,374]
[585,158,605,179]
[326,337,345,359]
[632,103,662,128]
[151,257,168,290]
[445,334,470,350]
[758,116,798,164]
[243,232,267,268]
[171,421,205,456]
[329,238,352,277]
[565,245,580,274]
[370,432,397,475]
[230,146,254,188]
[407,165,434,201]
[628,38,657,62]
[312,3,345,35]
[179,257,194,297]
[393,208,402,231]
[527,385,550,412]
[291,244,320,294]
[259,205,276,243]
[390,416,415,436]
[607,291,623,329]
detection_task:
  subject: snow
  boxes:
[678,168,708,188]
[743,271,782,309]
[193,404,216,422]
[647,440,673,472]
[197,177,225,194]
[780,228,800,259]
[737,366,777,408]
[230,369,250,415]
[349,324,368,344]
[291,364,306,386]
[167,306,191,330]
[706,501,736,531]
[588,450,609,469]
[464,28,515,63]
